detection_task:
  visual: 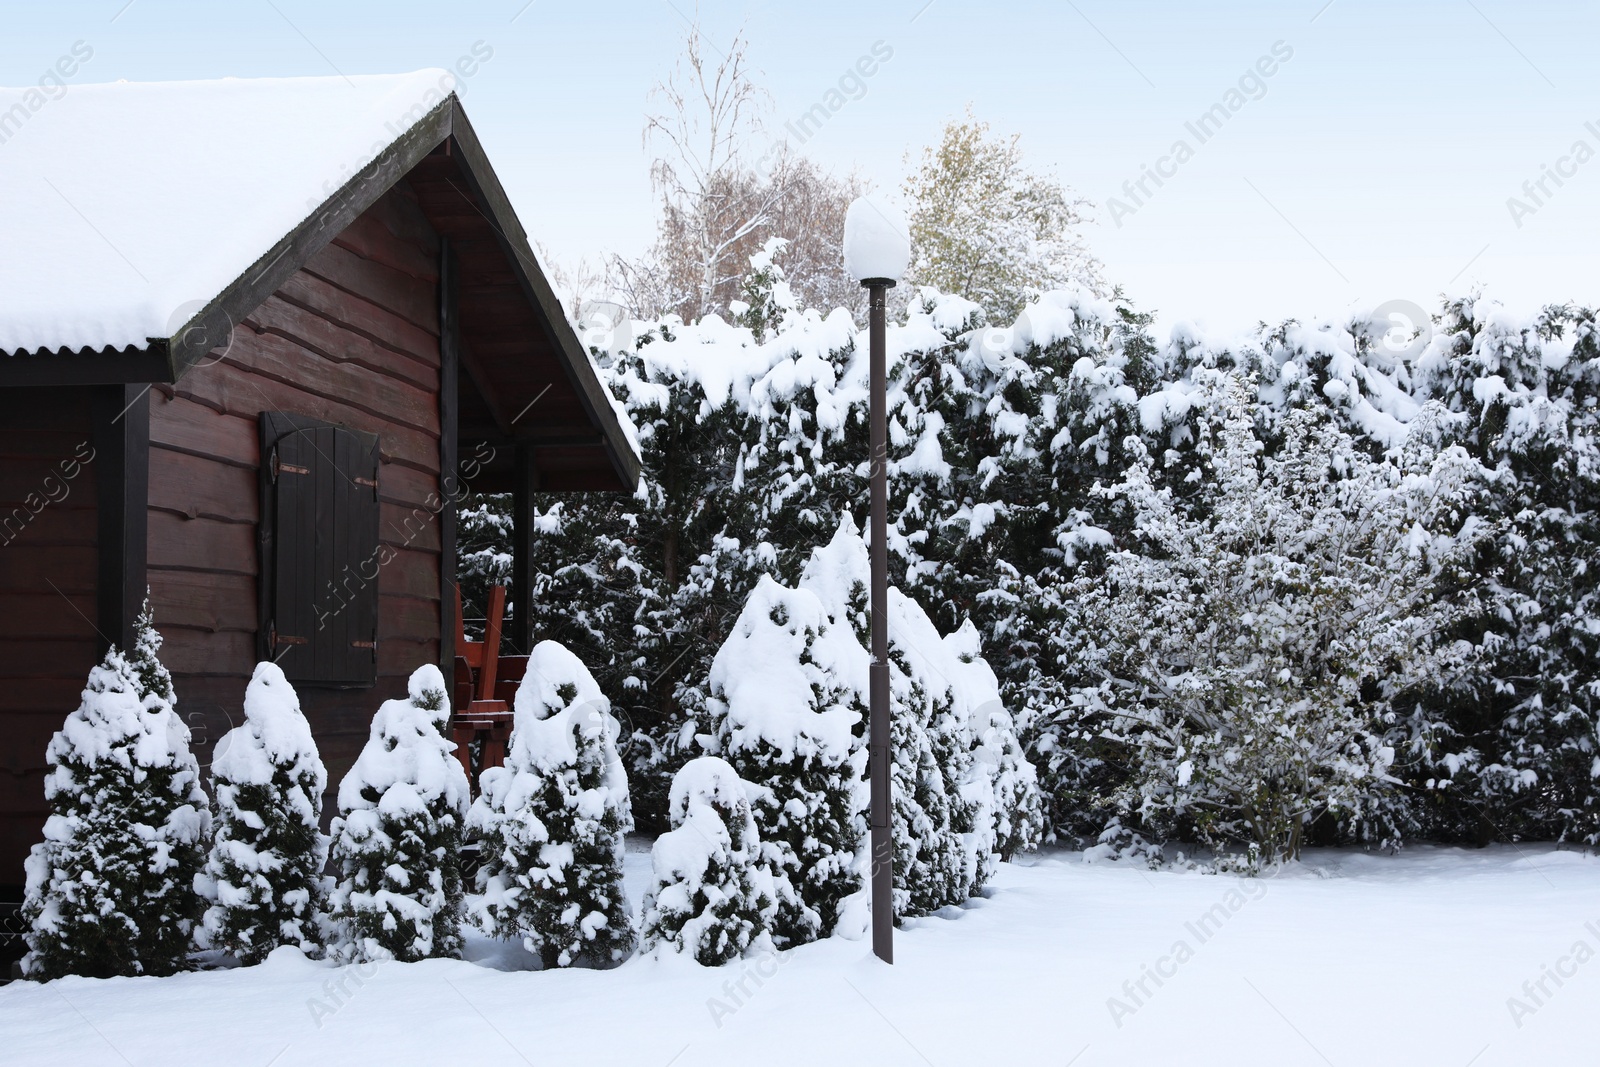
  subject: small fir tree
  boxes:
[199,662,328,963]
[641,756,776,963]
[700,575,868,944]
[470,641,637,968]
[328,665,470,963]
[22,607,210,979]
[945,620,1044,863]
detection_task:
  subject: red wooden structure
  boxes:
[449,586,528,790]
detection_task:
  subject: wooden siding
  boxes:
[146,181,444,818]
[0,387,98,889]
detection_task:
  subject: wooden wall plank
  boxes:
[148,394,258,467]
[148,511,257,574]
[302,241,440,335]
[170,362,441,472]
[148,570,256,634]
[331,212,439,284]
[149,446,257,524]
[245,295,438,386]
[0,547,98,594]
[225,327,439,436]
[276,272,440,364]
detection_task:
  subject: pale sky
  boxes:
[5,0,1596,333]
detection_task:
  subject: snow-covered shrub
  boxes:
[886,587,985,909]
[199,662,328,964]
[641,756,776,964]
[1407,299,1600,844]
[945,620,1044,862]
[22,606,210,979]
[470,641,636,968]
[796,520,1043,917]
[1045,375,1484,866]
[328,665,470,963]
[699,574,867,944]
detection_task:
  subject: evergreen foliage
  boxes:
[469,642,637,968]
[641,756,776,963]
[22,605,209,979]
[198,663,328,964]
[328,665,470,963]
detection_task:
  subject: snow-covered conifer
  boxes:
[641,756,776,963]
[22,609,209,979]
[470,642,636,968]
[199,662,328,963]
[945,621,1044,862]
[701,574,867,944]
[328,665,470,963]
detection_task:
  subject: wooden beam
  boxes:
[439,237,461,681]
[0,344,172,387]
[92,384,150,655]
[510,443,540,653]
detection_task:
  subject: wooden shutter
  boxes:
[259,413,380,687]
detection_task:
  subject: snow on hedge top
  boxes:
[843,196,910,283]
[514,640,609,724]
[797,514,871,639]
[0,71,457,355]
[707,575,865,763]
[213,662,325,794]
[667,755,755,832]
[505,641,626,789]
[45,649,198,790]
[336,665,467,817]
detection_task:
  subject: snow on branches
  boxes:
[641,756,777,963]
[328,665,470,963]
[23,606,209,979]
[198,663,328,964]
[470,642,637,968]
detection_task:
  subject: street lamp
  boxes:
[843,196,910,965]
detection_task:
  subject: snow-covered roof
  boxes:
[0,71,457,355]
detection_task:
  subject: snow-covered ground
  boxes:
[3,840,1596,1066]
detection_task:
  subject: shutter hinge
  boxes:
[270,450,310,480]
[351,640,377,650]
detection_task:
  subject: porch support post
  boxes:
[92,384,150,655]
[439,237,460,677]
[510,444,540,653]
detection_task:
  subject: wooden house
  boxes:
[0,72,639,893]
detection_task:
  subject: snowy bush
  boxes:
[22,606,210,979]
[470,641,637,968]
[699,574,867,944]
[945,620,1044,862]
[1043,375,1485,866]
[1405,299,1600,844]
[198,662,329,964]
[641,756,776,964]
[799,522,1039,915]
[328,665,470,963]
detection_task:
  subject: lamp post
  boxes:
[843,197,910,965]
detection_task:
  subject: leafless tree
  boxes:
[613,19,870,324]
